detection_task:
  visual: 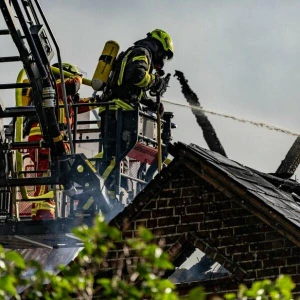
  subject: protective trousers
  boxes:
[98,99,134,198]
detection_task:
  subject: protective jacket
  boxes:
[23,75,94,219]
[99,46,158,113]
[25,75,93,137]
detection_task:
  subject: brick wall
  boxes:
[112,165,300,296]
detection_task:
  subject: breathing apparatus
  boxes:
[91,40,120,92]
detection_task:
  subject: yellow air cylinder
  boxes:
[92,40,120,91]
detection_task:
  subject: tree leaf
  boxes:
[188,286,206,300]
[5,251,26,269]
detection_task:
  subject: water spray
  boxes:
[162,99,300,137]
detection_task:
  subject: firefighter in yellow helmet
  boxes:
[25,63,95,220]
[98,29,174,196]
[100,28,174,113]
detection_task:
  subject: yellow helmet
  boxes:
[150,29,174,60]
[61,63,80,74]
[52,62,81,75]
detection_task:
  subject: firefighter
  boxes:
[25,63,95,220]
[98,29,174,197]
[100,28,174,114]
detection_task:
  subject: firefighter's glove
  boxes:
[150,75,167,95]
[73,93,80,103]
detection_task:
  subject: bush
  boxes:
[0,215,296,299]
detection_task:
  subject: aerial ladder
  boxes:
[0,0,112,222]
[0,0,175,248]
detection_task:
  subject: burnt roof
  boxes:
[108,141,300,293]
[111,142,300,246]
[183,143,300,228]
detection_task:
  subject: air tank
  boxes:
[91,40,120,91]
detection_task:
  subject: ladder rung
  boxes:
[0,83,31,89]
[0,29,10,35]
[0,56,21,63]
[0,106,36,118]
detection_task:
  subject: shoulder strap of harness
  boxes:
[117,46,152,86]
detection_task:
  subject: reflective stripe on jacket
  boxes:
[36,201,55,212]
[108,46,156,102]
[28,123,42,137]
[98,99,134,114]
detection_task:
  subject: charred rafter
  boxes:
[275,136,300,179]
[174,70,227,157]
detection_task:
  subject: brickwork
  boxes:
[110,164,300,296]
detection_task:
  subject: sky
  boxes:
[1,0,300,179]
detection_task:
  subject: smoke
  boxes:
[162,99,300,137]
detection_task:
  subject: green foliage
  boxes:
[224,275,296,300]
[188,286,206,300]
[0,215,297,300]
[0,216,179,299]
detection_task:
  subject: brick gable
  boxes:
[109,142,300,296]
